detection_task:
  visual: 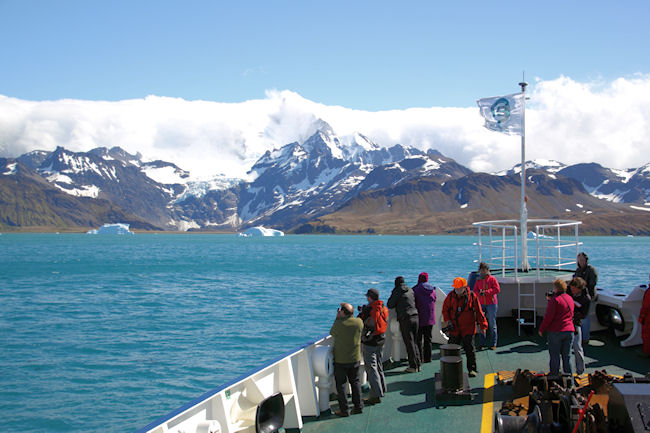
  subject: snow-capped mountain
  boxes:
[497,160,650,206]
[495,159,566,176]
[233,125,470,229]
[20,146,187,228]
[558,162,650,204]
[3,127,649,233]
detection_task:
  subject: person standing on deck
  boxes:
[568,277,591,374]
[442,277,488,378]
[574,252,598,344]
[387,276,421,373]
[358,288,389,405]
[412,272,437,363]
[539,279,575,375]
[473,262,500,350]
[639,276,650,357]
[330,302,364,417]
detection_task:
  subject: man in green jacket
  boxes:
[330,302,364,417]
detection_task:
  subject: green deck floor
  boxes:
[300,318,649,433]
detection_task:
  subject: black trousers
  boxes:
[334,361,362,413]
[417,325,433,363]
[399,316,421,369]
[448,334,477,372]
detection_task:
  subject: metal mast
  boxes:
[519,79,529,271]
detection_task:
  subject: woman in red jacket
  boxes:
[538,279,575,375]
[473,262,500,350]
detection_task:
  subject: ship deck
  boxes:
[300,318,649,433]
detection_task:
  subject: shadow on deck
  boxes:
[301,318,648,433]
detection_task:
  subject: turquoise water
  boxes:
[1,234,648,432]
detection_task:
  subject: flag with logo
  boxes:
[477,92,524,136]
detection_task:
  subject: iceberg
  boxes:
[238,226,284,237]
[527,231,553,240]
[87,223,134,235]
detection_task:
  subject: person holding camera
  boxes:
[568,277,590,374]
[473,262,501,350]
[387,276,421,373]
[357,288,389,405]
[330,302,364,416]
[538,279,575,375]
[441,277,487,378]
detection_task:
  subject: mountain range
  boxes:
[1,122,649,234]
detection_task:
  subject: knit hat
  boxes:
[418,272,428,283]
[366,288,379,300]
[452,277,467,288]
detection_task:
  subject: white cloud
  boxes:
[1,75,649,179]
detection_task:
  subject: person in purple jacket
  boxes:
[412,272,437,363]
[538,279,575,375]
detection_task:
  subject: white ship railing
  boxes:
[136,297,450,433]
[135,334,335,433]
[473,219,582,279]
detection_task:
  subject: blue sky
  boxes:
[1,1,650,178]
[2,0,649,110]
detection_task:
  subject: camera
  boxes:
[545,291,556,299]
[357,304,371,317]
[441,323,454,334]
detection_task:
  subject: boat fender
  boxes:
[596,305,626,332]
[195,420,221,433]
[311,345,333,378]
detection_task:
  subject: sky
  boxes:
[1,0,650,178]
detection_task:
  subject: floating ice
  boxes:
[87,223,134,235]
[238,226,284,237]
[527,231,553,239]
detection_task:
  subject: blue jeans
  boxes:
[547,331,573,375]
[478,304,498,347]
[581,315,591,342]
[572,326,585,374]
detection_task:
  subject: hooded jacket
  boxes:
[387,277,418,321]
[358,299,389,346]
[412,273,437,326]
[442,287,487,337]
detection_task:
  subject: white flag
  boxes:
[477,92,524,136]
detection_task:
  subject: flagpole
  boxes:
[519,80,530,271]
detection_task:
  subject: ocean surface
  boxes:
[1,234,648,432]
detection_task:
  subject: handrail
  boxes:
[473,219,582,279]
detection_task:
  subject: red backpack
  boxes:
[374,304,388,335]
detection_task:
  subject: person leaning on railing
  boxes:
[330,302,364,417]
